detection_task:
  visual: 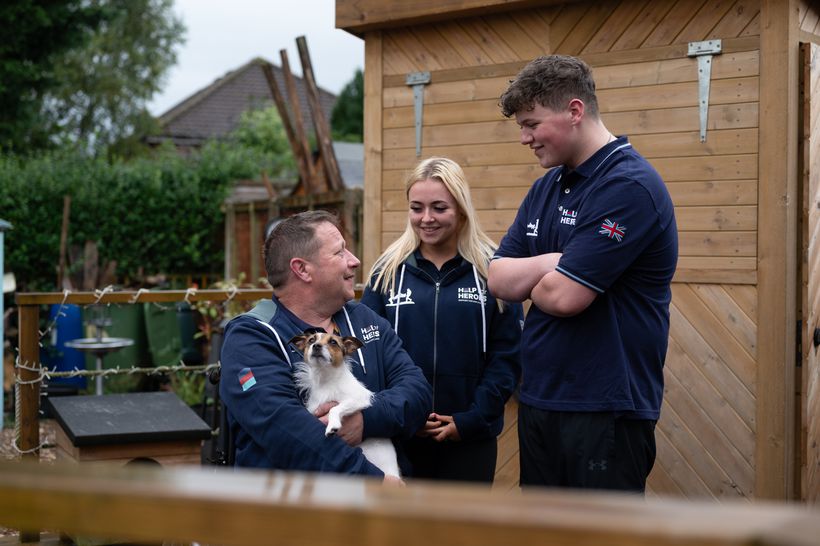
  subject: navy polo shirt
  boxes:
[494,136,677,419]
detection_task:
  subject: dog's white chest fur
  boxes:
[294,347,401,478]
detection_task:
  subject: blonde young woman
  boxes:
[360,157,522,483]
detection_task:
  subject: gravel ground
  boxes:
[0,418,57,463]
[0,418,57,539]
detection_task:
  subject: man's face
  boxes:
[308,222,360,304]
[515,103,576,169]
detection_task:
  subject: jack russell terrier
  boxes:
[290,331,401,478]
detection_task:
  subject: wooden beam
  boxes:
[16,304,40,464]
[757,0,800,500]
[16,304,41,543]
[249,201,258,282]
[261,62,313,191]
[225,203,236,280]
[280,49,318,194]
[296,36,345,192]
[57,195,71,290]
[363,30,384,275]
[799,41,820,504]
[336,0,567,35]
[2,460,820,546]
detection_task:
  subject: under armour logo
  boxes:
[588,459,608,471]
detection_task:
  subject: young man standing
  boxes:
[488,55,678,492]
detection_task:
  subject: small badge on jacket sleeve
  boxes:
[238,368,257,391]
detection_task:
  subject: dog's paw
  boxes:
[326,414,342,436]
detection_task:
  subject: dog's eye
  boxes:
[329,339,338,346]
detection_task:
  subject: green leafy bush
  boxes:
[0,144,260,291]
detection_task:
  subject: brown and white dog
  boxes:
[290,331,401,478]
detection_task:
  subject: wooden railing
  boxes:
[2,459,819,546]
[14,288,375,463]
[14,289,275,462]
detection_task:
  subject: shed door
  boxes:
[802,42,820,504]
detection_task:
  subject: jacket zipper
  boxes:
[432,281,440,412]
[410,265,461,414]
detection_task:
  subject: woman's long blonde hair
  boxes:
[368,157,502,309]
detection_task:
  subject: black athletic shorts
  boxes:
[518,403,656,493]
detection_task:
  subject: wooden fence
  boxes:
[13,289,275,461]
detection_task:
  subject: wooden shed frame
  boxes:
[337,0,820,501]
[224,188,364,284]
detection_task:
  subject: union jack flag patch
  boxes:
[599,219,626,242]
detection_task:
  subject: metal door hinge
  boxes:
[688,40,722,143]
[406,71,431,157]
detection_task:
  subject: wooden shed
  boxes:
[336,0,820,501]
[223,142,365,284]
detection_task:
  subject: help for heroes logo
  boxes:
[457,286,486,304]
[560,208,577,226]
[360,324,380,343]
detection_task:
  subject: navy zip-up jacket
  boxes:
[219,295,432,474]
[361,253,522,440]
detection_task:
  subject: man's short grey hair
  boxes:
[263,210,341,289]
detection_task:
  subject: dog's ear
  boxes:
[289,334,309,352]
[341,336,364,355]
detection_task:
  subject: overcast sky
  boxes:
[147,0,365,116]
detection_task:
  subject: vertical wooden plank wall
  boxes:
[800,40,820,504]
[362,0,775,499]
[798,0,820,503]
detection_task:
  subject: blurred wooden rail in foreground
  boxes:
[1,460,819,546]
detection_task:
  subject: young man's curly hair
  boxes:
[500,55,600,119]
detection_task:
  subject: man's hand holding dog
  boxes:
[314,401,364,446]
[316,400,404,485]
[417,412,461,442]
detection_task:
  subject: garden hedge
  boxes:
[0,144,263,291]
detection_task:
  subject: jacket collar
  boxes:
[403,249,472,285]
[270,293,351,336]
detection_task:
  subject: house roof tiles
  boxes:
[153,57,337,146]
